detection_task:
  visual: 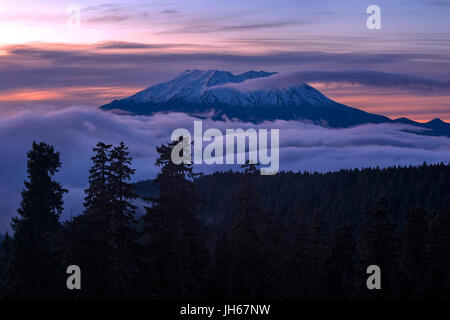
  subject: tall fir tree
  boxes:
[5,142,67,299]
[65,141,140,298]
[108,141,140,297]
[228,161,265,299]
[83,142,113,236]
[0,233,13,297]
[64,142,113,298]
[143,139,209,299]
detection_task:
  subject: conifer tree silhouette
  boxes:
[6,142,67,299]
[143,139,208,299]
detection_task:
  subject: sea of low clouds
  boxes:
[1,106,450,232]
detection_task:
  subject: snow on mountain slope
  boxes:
[101,69,391,126]
[205,82,334,107]
[99,69,450,135]
[125,69,337,107]
[129,69,277,104]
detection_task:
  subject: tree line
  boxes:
[0,141,449,300]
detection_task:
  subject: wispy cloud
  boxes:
[95,41,185,50]
[251,70,450,92]
[82,3,151,23]
[157,21,305,34]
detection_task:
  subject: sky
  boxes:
[0,0,449,121]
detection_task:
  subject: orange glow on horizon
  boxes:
[0,85,448,123]
[0,87,139,104]
[311,83,450,123]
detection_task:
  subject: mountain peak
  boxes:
[178,69,276,87]
[99,69,450,136]
[128,69,276,103]
[427,118,445,124]
[423,117,450,133]
[100,69,392,127]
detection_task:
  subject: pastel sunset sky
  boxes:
[0,0,449,121]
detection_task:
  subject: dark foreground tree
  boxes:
[0,233,13,296]
[65,141,140,298]
[304,209,329,297]
[424,201,450,298]
[142,139,209,299]
[227,162,265,299]
[1,140,449,300]
[108,142,141,297]
[276,204,311,299]
[396,207,428,298]
[356,196,397,299]
[325,225,355,299]
[4,142,67,299]
[210,231,232,299]
[64,142,113,298]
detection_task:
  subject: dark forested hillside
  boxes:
[133,162,450,300]
[1,141,449,300]
[135,163,450,233]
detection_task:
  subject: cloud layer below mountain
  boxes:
[1,107,450,232]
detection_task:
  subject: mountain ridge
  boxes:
[100,69,450,136]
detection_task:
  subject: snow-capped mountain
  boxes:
[100,69,450,135]
[126,69,336,107]
[128,69,277,104]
